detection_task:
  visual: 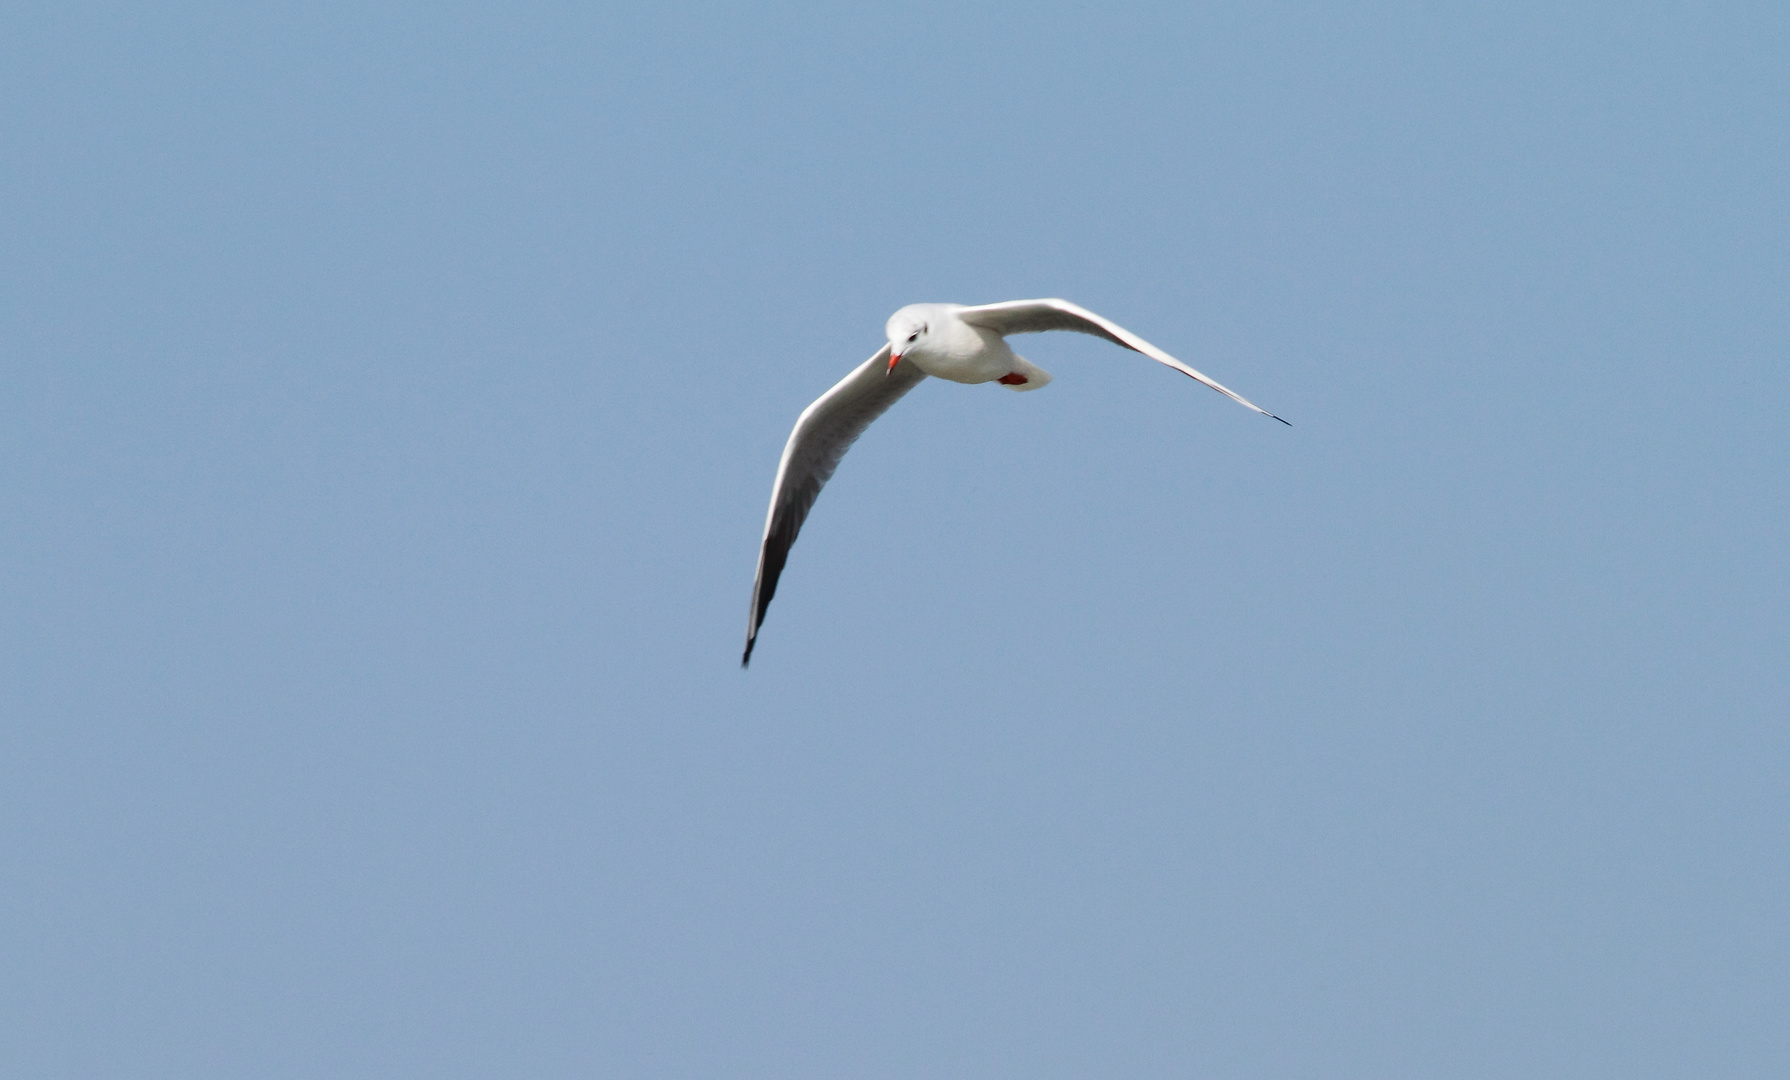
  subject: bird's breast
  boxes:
[911,329,1015,385]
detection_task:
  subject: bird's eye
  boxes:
[908,331,919,342]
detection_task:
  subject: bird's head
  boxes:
[884,306,930,375]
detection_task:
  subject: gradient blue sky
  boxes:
[4,2,1786,1077]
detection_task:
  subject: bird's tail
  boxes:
[996,355,1052,391]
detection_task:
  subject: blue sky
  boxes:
[3,2,1786,1077]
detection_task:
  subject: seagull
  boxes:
[742,299,1286,666]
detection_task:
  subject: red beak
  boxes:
[887,353,901,375]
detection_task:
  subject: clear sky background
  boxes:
[3,2,1786,1077]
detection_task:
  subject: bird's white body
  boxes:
[741,298,1286,665]
[884,303,1050,388]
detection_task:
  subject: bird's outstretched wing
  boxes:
[744,345,928,666]
[956,298,1288,424]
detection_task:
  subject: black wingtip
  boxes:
[1272,413,1291,426]
[741,638,755,668]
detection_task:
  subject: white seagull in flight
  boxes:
[742,299,1287,666]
